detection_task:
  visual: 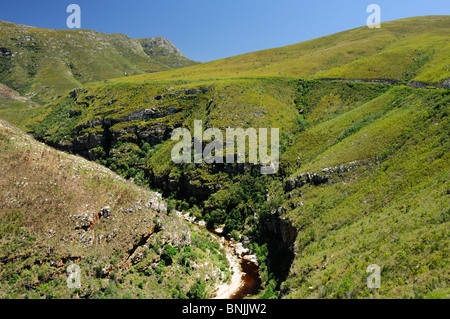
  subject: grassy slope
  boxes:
[0,84,40,129]
[110,16,449,85]
[27,81,449,299]
[0,20,198,104]
[1,15,448,299]
[280,86,449,299]
[0,119,229,299]
[30,77,299,139]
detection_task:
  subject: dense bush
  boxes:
[188,278,206,299]
[161,244,178,265]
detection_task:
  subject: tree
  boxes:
[188,278,206,299]
[161,244,178,265]
[224,208,242,233]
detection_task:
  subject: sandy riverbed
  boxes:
[213,237,244,299]
[173,212,249,299]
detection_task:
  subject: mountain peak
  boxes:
[137,36,187,58]
[0,21,198,103]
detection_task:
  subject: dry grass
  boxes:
[0,119,230,299]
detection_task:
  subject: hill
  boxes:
[111,16,450,87]
[137,36,197,69]
[0,20,199,104]
[0,118,229,299]
[280,84,449,298]
[1,15,449,299]
[26,76,449,298]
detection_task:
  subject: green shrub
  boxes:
[161,244,178,265]
[188,278,206,299]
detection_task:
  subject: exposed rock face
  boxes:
[121,106,180,122]
[231,242,250,257]
[285,172,329,192]
[442,79,450,88]
[408,79,450,88]
[149,169,219,200]
[72,132,106,154]
[71,206,111,231]
[262,207,298,252]
[285,161,363,192]
[319,78,397,85]
[0,83,29,103]
[56,89,188,159]
[0,47,12,57]
[138,36,187,58]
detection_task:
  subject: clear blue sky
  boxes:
[1,0,448,62]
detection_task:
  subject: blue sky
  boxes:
[0,0,448,62]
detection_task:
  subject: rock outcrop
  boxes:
[285,172,329,192]
[138,36,187,58]
[408,79,450,89]
[262,207,298,252]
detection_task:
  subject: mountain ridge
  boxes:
[0,15,448,299]
[111,15,449,87]
[0,20,199,104]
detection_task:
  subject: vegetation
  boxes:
[0,15,448,299]
[109,16,449,86]
[0,20,198,104]
[280,87,449,298]
[0,119,229,299]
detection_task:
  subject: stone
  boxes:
[101,206,111,218]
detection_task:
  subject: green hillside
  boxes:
[0,20,198,104]
[0,15,449,299]
[111,16,449,86]
[0,118,229,299]
[280,85,449,298]
[137,37,198,70]
[27,83,449,298]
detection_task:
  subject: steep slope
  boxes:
[279,86,449,298]
[26,77,306,198]
[0,20,198,104]
[27,76,449,298]
[0,83,39,129]
[2,15,449,299]
[112,16,450,87]
[0,119,230,299]
[138,37,199,69]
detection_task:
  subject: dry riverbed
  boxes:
[174,211,259,299]
[213,234,245,299]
